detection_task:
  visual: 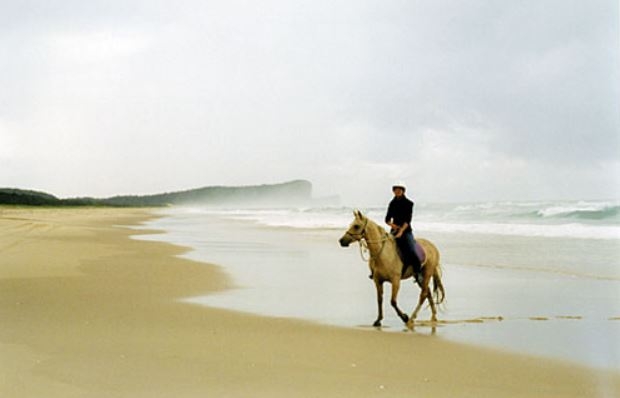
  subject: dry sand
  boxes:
[1,207,618,397]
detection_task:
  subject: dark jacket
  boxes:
[385,196,414,232]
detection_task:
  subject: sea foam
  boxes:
[183,200,620,240]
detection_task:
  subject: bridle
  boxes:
[346,218,390,262]
[344,218,369,240]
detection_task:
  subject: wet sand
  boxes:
[1,207,618,397]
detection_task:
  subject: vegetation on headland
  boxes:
[0,180,314,207]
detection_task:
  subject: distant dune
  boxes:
[0,180,330,207]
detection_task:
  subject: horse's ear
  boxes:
[354,209,363,220]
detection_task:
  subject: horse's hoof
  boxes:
[373,320,382,327]
[406,319,415,330]
[401,314,409,324]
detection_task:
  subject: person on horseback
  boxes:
[385,181,423,283]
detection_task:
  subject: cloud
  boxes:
[0,0,618,201]
[47,30,151,63]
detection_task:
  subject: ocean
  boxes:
[135,200,620,370]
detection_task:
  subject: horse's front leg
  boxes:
[390,279,409,324]
[373,279,384,327]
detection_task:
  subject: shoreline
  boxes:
[139,209,620,371]
[1,207,618,397]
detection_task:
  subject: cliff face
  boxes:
[102,180,313,207]
[0,180,314,207]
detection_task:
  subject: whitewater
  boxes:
[197,200,620,240]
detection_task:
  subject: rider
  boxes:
[385,181,422,283]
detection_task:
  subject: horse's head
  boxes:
[339,210,368,247]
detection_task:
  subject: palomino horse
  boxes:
[339,210,445,328]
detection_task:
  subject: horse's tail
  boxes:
[432,264,446,305]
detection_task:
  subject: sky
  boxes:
[1,0,619,204]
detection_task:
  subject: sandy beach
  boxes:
[1,207,618,397]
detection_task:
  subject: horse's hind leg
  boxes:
[411,288,426,322]
[410,273,438,323]
[427,289,437,322]
[411,276,431,321]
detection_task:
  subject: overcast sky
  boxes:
[1,0,618,204]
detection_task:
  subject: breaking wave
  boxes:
[181,200,620,240]
[535,202,620,221]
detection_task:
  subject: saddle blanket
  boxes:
[414,241,426,265]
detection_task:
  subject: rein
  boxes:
[350,220,389,262]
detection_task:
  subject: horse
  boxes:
[338,210,445,328]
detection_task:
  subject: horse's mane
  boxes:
[364,216,393,242]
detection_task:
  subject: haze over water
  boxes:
[137,199,620,370]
